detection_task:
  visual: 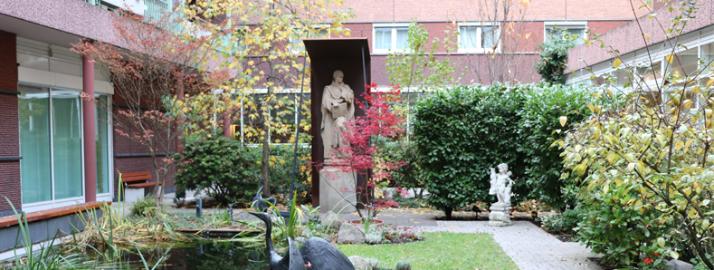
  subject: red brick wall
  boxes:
[345,22,542,84]
[344,23,373,49]
[111,95,177,194]
[0,31,20,215]
[503,21,545,53]
[588,21,628,36]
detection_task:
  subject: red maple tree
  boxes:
[338,83,405,221]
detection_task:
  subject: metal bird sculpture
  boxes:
[250,212,305,270]
[301,237,355,270]
[251,212,355,270]
[253,186,277,212]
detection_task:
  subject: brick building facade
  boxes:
[0,0,638,221]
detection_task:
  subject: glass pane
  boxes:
[667,48,698,78]
[395,28,408,50]
[96,96,110,194]
[702,43,714,72]
[614,68,634,87]
[52,90,83,199]
[637,62,662,84]
[374,28,392,50]
[459,26,478,50]
[19,87,52,203]
[481,26,499,49]
[567,28,586,45]
[545,27,560,42]
[546,26,585,45]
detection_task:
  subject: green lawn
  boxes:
[339,232,519,270]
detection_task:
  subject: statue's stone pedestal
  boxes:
[488,202,512,227]
[319,162,356,214]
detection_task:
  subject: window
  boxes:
[545,23,587,45]
[19,87,112,205]
[702,43,714,73]
[458,23,501,53]
[144,0,172,22]
[373,25,409,54]
[666,47,698,79]
[20,87,82,203]
[96,95,111,194]
[614,68,634,87]
[636,61,663,87]
[19,87,52,203]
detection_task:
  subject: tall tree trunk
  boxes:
[261,88,272,196]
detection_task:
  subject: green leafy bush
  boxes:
[561,87,714,268]
[518,85,590,209]
[131,195,158,217]
[384,141,422,192]
[413,84,590,218]
[266,144,312,204]
[175,136,261,206]
[413,85,525,218]
[540,208,581,235]
[534,34,574,84]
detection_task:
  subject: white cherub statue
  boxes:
[489,163,513,206]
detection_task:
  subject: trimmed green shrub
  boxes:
[413,85,526,218]
[175,136,261,206]
[540,208,581,234]
[518,84,590,209]
[384,141,423,193]
[413,84,590,218]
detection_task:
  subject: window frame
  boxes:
[18,85,114,213]
[372,23,410,55]
[457,22,501,54]
[544,21,588,44]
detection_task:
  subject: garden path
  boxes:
[421,221,601,270]
[357,209,601,270]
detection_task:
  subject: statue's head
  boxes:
[497,163,508,173]
[333,70,344,84]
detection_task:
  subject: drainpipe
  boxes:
[82,53,97,203]
[176,74,184,153]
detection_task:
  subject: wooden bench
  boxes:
[0,202,109,229]
[120,171,160,203]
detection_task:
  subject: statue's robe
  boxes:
[321,83,355,160]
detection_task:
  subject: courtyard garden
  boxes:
[2,0,713,270]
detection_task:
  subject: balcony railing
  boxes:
[84,0,172,22]
[144,0,171,22]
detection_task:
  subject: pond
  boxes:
[55,239,269,270]
[149,240,268,270]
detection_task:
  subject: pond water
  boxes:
[158,240,267,270]
[99,240,269,270]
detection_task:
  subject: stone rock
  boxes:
[319,165,357,214]
[349,256,379,270]
[364,229,383,244]
[488,202,512,227]
[395,261,412,270]
[320,211,343,231]
[666,259,693,270]
[337,222,365,244]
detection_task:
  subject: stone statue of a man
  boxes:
[489,163,513,205]
[321,70,355,161]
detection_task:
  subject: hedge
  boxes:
[413,84,590,217]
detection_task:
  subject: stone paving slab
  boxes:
[419,221,602,270]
